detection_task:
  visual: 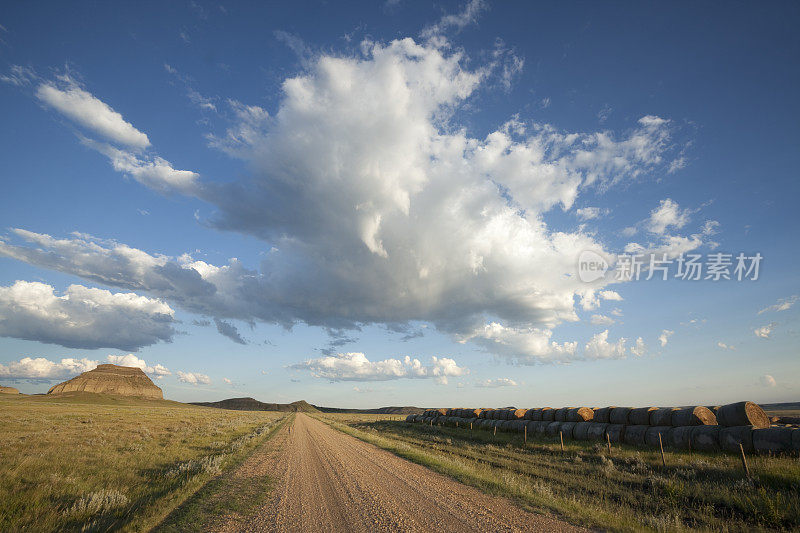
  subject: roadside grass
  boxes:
[320,414,800,532]
[154,413,292,532]
[0,394,284,532]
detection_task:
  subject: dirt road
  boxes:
[221,413,584,532]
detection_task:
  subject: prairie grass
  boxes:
[321,414,800,532]
[0,394,284,532]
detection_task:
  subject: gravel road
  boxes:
[223,413,585,532]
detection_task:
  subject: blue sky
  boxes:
[0,1,798,407]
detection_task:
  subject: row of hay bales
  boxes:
[407,401,800,454]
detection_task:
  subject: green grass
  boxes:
[154,414,292,532]
[0,394,285,532]
[319,414,800,532]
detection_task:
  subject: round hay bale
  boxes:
[405,414,414,422]
[546,421,564,437]
[554,407,570,422]
[793,429,800,452]
[715,401,770,429]
[629,407,658,426]
[609,407,632,425]
[479,409,491,419]
[649,408,676,426]
[541,407,555,422]
[691,426,721,452]
[753,427,793,453]
[514,420,527,432]
[593,407,615,423]
[623,425,648,446]
[573,422,593,440]
[566,407,594,422]
[505,409,515,420]
[514,408,528,420]
[471,409,483,418]
[587,423,609,441]
[605,424,624,443]
[644,426,671,448]
[719,426,754,453]
[670,426,694,450]
[671,406,717,427]
[524,408,542,421]
[560,421,577,439]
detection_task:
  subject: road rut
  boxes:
[222,413,585,532]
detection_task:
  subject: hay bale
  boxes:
[513,420,527,432]
[753,427,793,453]
[524,408,542,421]
[560,421,577,439]
[546,421,564,437]
[609,407,632,425]
[691,426,721,452]
[623,425,648,446]
[593,407,615,423]
[479,409,491,419]
[436,408,448,416]
[587,423,609,441]
[649,408,676,426]
[793,429,800,452]
[644,426,671,448]
[514,408,527,420]
[566,407,594,422]
[629,407,658,426]
[405,414,414,422]
[671,406,717,427]
[719,426,754,453]
[541,407,555,422]
[554,407,570,422]
[573,422,593,440]
[670,426,694,450]
[715,401,770,429]
[605,424,624,443]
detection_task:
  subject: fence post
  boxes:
[739,443,751,479]
[494,425,497,436]
[559,431,564,452]
[524,425,527,444]
[658,433,666,468]
[606,432,611,454]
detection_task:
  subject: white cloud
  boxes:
[3,36,680,363]
[590,314,615,326]
[630,337,647,357]
[177,371,211,385]
[647,198,691,235]
[0,356,98,381]
[222,377,232,384]
[421,0,487,41]
[0,280,176,351]
[758,295,798,315]
[754,324,774,339]
[576,207,609,220]
[0,354,169,382]
[106,354,171,376]
[658,329,674,347]
[291,352,467,384]
[584,330,627,359]
[717,342,736,351]
[761,374,777,387]
[475,377,517,388]
[36,76,150,149]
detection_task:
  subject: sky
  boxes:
[0,1,798,408]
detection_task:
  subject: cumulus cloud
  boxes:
[647,199,691,235]
[576,207,609,221]
[475,377,517,388]
[291,352,467,384]
[630,337,647,357]
[0,354,169,382]
[758,295,798,315]
[760,374,777,387]
[0,280,176,351]
[716,342,735,350]
[35,76,150,149]
[590,314,615,326]
[0,356,98,382]
[754,324,774,339]
[2,36,681,363]
[584,330,627,359]
[177,371,211,385]
[658,329,674,347]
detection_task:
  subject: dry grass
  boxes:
[0,394,284,532]
[321,413,800,532]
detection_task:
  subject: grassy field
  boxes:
[320,413,800,532]
[0,393,285,532]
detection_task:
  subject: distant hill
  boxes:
[48,364,163,399]
[191,397,424,415]
[191,397,320,412]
